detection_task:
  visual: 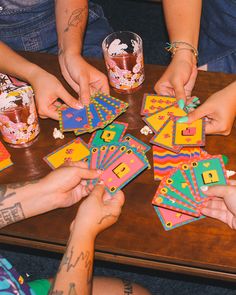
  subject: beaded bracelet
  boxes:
[165,41,198,61]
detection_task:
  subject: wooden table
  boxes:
[0,52,236,282]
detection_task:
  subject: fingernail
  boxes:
[178,99,185,110]
[177,116,188,123]
[187,103,195,108]
[222,155,229,165]
[192,97,200,103]
[76,103,83,109]
[200,186,208,192]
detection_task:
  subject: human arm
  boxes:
[178,81,236,135]
[55,0,109,105]
[200,180,236,229]
[0,162,100,229]
[0,41,81,120]
[154,0,202,101]
[49,183,125,295]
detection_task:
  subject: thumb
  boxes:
[71,166,101,180]
[90,182,106,202]
[187,104,207,123]
[58,86,83,109]
[200,185,233,199]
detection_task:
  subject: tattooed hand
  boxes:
[59,53,110,105]
[72,183,125,237]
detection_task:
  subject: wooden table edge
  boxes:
[1,234,235,282]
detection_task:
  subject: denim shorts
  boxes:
[0,0,113,57]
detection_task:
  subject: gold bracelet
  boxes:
[165,41,198,61]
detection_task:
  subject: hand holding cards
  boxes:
[59,93,128,134]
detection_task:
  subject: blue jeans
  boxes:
[198,0,236,73]
[0,0,113,57]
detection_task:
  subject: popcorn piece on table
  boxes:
[140,125,153,135]
[53,128,64,139]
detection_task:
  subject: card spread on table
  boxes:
[150,119,182,153]
[44,138,90,169]
[88,121,128,147]
[58,93,128,134]
[153,146,201,181]
[0,141,13,171]
[140,94,176,116]
[152,154,228,226]
[143,104,187,134]
[173,118,205,146]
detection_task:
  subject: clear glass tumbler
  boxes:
[102,31,145,94]
[0,85,40,148]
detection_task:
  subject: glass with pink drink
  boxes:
[102,31,145,94]
[0,81,40,148]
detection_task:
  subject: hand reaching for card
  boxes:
[181,81,236,135]
[29,68,82,120]
[71,183,125,238]
[200,180,236,229]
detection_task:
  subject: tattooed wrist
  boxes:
[64,6,88,33]
[0,202,25,228]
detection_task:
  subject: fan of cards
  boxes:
[152,155,228,218]
[141,94,205,152]
[44,121,150,195]
[59,93,128,135]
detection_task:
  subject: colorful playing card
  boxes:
[44,138,90,169]
[141,94,176,116]
[153,206,205,231]
[150,119,182,153]
[122,134,150,153]
[190,156,228,201]
[163,168,196,204]
[89,121,128,147]
[59,107,89,132]
[143,104,187,133]
[0,141,13,171]
[153,146,201,181]
[154,179,199,212]
[152,190,200,217]
[173,118,205,146]
[100,148,149,195]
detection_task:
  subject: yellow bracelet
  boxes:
[165,41,198,61]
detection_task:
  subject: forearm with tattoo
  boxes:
[64,6,88,33]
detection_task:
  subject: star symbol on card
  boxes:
[164,134,170,138]
[76,117,83,122]
[151,99,157,103]
[158,115,165,120]
[66,113,73,118]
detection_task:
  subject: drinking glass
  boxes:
[102,31,145,94]
[0,85,40,148]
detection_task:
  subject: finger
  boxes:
[71,166,101,180]
[78,77,90,105]
[201,207,228,224]
[200,185,234,199]
[64,161,89,169]
[111,190,125,207]
[201,198,228,211]
[90,182,106,202]
[186,104,208,124]
[173,84,187,102]
[59,86,83,109]
[39,105,59,121]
